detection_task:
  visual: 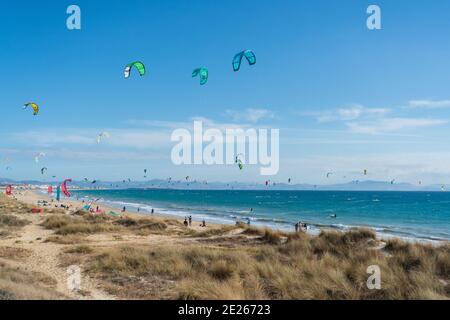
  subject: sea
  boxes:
[72,189,450,242]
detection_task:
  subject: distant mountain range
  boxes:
[0,177,447,192]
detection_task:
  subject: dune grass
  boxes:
[0,215,29,228]
[0,261,63,300]
[85,228,449,300]
[41,215,119,235]
[1,194,448,300]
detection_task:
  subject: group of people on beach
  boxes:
[295,221,308,233]
[183,215,206,228]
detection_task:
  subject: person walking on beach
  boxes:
[295,222,299,233]
[151,208,154,214]
[122,206,126,213]
[188,216,192,226]
[184,218,188,227]
[201,220,206,227]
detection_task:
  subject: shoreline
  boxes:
[17,189,450,244]
[1,191,448,300]
[13,190,223,233]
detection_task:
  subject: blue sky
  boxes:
[1,0,450,184]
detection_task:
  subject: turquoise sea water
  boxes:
[73,189,450,242]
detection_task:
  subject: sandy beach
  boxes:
[0,189,449,300]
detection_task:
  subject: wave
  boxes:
[73,190,450,243]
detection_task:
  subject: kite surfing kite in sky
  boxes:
[61,179,72,197]
[192,67,208,85]
[34,153,45,163]
[41,167,47,175]
[124,61,146,78]
[96,132,110,144]
[232,50,256,72]
[235,154,244,171]
[23,102,39,115]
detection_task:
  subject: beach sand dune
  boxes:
[0,191,448,300]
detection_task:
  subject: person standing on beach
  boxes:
[151,208,154,214]
[295,222,299,233]
[188,216,192,226]
[122,206,126,213]
[184,218,188,227]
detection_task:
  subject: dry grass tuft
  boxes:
[114,217,167,232]
[41,215,118,235]
[0,261,63,300]
[84,228,449,300]
[44,234,89,245]
[0,215,29,227]
[65,245,93,254]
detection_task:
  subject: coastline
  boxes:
[0,191,448,300]
[76,188,450,244]
[17,188,450,244]
[13,189,223,233]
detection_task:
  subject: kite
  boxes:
[192,67,208,85]
[363,169,368,175]
[34,153,46,163]
[23,102,39,115]
[232,50,256,72]
[124,61,146,78]
[288,178,291,183]
[235,154,244,170]
[390,179,395,185]
[326,172,333,178]
[61,179,72,197]
[41,167,47,175]
[5,185,12,196]
[96,132,110,144]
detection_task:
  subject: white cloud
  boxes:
[225,108,275,123]
[314,104,390,123]
[10,129,172,150]
[408,99,450,109]
[347,118,447,134]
